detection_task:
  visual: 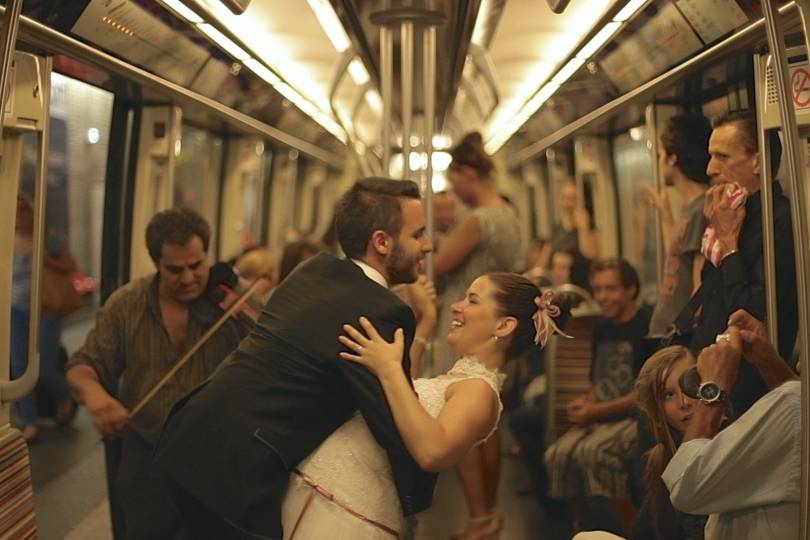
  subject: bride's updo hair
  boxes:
[486,272,571,359]
[449,132,494,179]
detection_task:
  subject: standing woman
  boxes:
[433,132,521,538]
[12,196,76,441]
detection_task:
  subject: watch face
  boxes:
[699,382,720,401]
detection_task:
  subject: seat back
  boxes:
[545,314,599,445]
[0,426,37,539]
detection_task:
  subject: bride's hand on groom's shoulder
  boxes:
[339,317,405,378]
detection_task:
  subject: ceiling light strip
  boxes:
[307,0,351,52]
[198,23,250,60]
[161,0,346,142]
[576,21,621,59]
[160,0,204,23]
[486,0,650,153]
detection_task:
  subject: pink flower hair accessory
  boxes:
[532,289,573,347]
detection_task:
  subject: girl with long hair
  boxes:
[632,345,705,540]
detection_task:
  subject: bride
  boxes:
[281,272,570,539]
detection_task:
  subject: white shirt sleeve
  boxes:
[661,381,800,515]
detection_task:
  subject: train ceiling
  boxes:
[13,0,770,169]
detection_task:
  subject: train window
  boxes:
[18,73,114,308]
[612,130,658,304]
[174,125,225,259]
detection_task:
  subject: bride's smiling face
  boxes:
[446,276,504,355]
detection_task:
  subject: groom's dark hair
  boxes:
[335,177,421,259]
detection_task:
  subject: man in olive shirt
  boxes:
[66,208,251,539]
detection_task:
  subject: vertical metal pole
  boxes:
[753,53,781,348]
[0,0,23,145]
[644,104,664,287]
[380,26,393,176]
[401,22,414,180]
[286,150,299,235]
[761,2,810,538]
[423,25,436,283]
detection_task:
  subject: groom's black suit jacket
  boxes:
[154,253,437,538]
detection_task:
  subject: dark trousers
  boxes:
[170,481,277,540]
[507,401,548,502]
[116,432,181,540]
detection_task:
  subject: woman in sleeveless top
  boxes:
[280,273,570,539]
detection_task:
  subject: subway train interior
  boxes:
[0,0,809,538]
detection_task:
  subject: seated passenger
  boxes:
[663,310,799,540]
[550,248,592,291]
[574,346,706,540]
[544,258,652,533]
[234,247,276,302]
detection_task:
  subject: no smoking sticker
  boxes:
[791,66,810,108]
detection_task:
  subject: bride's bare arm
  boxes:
[340,318,498,471]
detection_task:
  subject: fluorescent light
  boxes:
[432,173,448,192]
[409,152,427,171]
[244,58,281,85]
[576,21,620,59]
[522,83,558,116]
[613,0,648,22]
[629,126,645,141]
[198,23,250,60]
[348,58,370,85]
[551,57,585,85]
[365,89,382,112]
[160,0,203,24]
[432,151,452,171]
[390,154,404,176]
[307,0,351,52]
[313,111,347,142]
[485,82,561,154]
[433,134,452,149]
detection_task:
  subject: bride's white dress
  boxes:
[281,356,505,539]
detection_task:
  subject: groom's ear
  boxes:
[370,230,392,256]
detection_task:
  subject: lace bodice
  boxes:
[413,356,505,442]
[289,357,505,531]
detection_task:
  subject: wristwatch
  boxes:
[697,381,727,405]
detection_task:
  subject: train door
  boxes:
[128,106,181,279]
[609,125,656,302]
[573,135,619,260]
[218,137,268,263]
[520,157,552,244]
[173,123,225,261]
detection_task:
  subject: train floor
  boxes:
[25,316,573,539]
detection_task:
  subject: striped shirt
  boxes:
[67,274,250,443]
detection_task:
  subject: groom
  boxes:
[155,178,436,539]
